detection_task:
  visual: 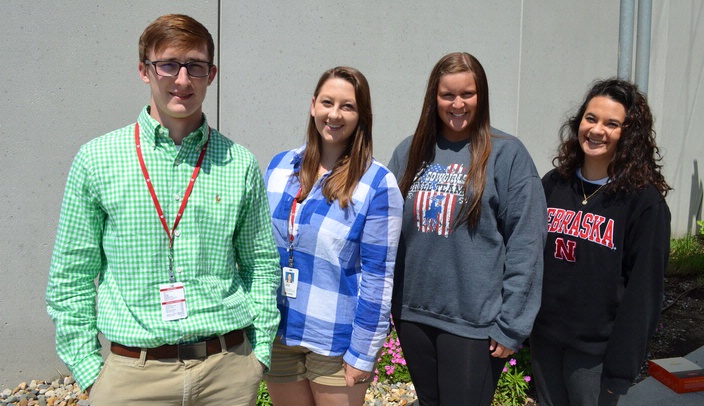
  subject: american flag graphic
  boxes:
[412,163,466,237]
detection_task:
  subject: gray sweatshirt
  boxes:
[388,131,547,350]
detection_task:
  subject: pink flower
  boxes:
[502,367,508,373]
[509,359,517,366]
[524,376,531,382]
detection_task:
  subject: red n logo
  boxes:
[554,237,576,262]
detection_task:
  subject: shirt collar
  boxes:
[137,106,210,150]
[576,167,610,186]
[291,144,307,171]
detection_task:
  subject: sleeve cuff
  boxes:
[71,353,104,391]
[489,325,522,352]
[601,376,632,395]
[343,348,377,372]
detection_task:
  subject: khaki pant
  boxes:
[89,335,263,406]
[264,336,349,386]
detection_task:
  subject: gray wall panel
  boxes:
[649,0,704,235]
[219,0,521,167]
[517,1,620,176]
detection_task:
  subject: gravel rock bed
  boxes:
[0,376,88,406]
[1,377,416,406]
[1,377,544,405]
[364,381,417,405]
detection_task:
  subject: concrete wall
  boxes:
[218,1,619,175]
[648,0,704,235]
[0,0,701,389]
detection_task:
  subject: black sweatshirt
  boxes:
[534,169,670,394]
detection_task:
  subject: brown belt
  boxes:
[110,329,244,360]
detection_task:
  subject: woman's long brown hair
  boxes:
[298,67,373,208]
[398,52,493,227]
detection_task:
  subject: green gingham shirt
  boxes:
[47,106,280,390]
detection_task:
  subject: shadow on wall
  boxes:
[689,160,703,234]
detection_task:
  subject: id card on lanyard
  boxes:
[160,282,187,321]
[283,188,302,298]
[135,122,209,320]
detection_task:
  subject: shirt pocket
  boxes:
[305,207,359,269]
[109,230,167,306]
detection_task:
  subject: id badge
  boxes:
[160,282,188,321]
[282,267,299,298]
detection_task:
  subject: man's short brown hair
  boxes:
[139,14,215,63]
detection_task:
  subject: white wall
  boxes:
[0,0,700,389]
[218,0,524,164]
[516,2,620,175]
[649,0,704,235]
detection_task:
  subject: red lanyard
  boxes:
[287,188,302,267]
[135,122,209,249]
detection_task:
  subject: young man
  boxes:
[46,14,280,405]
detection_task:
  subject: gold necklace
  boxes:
[580,178,605,205]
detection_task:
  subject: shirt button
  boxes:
[176,267,184,273]
[174,194,181,201]
[174,159,181,166]
[174,230,181,237]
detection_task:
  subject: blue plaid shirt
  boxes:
[265,145,403,371]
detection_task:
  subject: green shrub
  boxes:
[492,345,533,406]
[257,381,272,406]
[668,235,704,276]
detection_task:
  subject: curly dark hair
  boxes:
[553,78,671,197]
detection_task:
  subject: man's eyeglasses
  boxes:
[145,60,213,78]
